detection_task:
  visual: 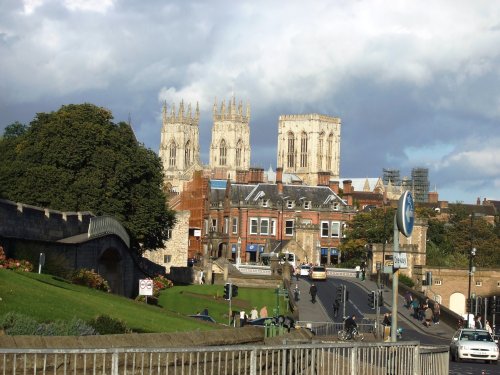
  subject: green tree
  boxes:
[340,207,395,264]
[0,104,175,254]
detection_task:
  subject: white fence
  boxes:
[0,342,449,375]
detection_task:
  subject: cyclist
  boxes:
[344,314,358,339]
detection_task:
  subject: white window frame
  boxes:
[261,198,269,207]
[332,202,339,211]
[285,220,294,236]
[331,221,340,238]
[232,217,238,234]
[321,221,329,237]
[304,201,311,209]
[475,281,482,287]
[286,200,294,209]
[271,219,277,235]
[163,255,172,263]
[434,280,442,286]
[250,218,258,235]
[260,218,269,235]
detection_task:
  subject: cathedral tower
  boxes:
[159,100,201,193]
[277,114,341,186]
[209,97,251,180]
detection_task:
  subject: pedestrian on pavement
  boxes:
[309,283,318,304]
[259,306,268,318]
[486,320,493,335]
[250,307,258,320]
[404,291,413,309]
[295,267,300,281]
[332,299,340,318]
[293,284,300,302]
[424,305,433,327]
[239,310,247,327]
[411,299,420,319]
[475,314,483,329]
[433,302,441,324]
[382,312,392,327]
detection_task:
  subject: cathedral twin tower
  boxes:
[159,97,341,192]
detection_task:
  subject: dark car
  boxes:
[247,315,295,330]
[188,314,216,323]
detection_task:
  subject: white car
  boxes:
[450,328,499,364]
[299,265,311,276]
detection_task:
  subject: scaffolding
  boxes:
[411,167,430,203]
[383,168,401,186]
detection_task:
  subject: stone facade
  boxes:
[143,210,190,273]
[209,97,251,180]
[277,114,341,186]
[413,266,500,316]
[159,101,201,193]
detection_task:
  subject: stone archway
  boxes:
[450,292,466,315]
[98,248,123,295]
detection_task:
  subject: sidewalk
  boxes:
[292,278,331,322]
[355,276,456,340]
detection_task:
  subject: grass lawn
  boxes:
[0,269,214,333]
[0,269,289,332]
[158,284,289,324]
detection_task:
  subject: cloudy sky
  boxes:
[1,0,499,204]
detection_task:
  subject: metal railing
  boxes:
[297,320,376,337]
[0,342,449,375]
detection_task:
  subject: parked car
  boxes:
[188,314,217,323]
[450,328,499,364]
[247,315,295,330]
[299,265,311,276]
[309,266,327,281]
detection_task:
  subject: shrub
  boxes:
[152,275,173,297]
[399,274,415,287]
[0,246,33,272]
[87,315,128,335]
[0,312,97,336]
[71,269,111,292]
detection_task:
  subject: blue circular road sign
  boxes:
[396,191,414,237]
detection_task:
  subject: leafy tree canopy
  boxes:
[0,103,175,254]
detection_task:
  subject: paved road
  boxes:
[292,275,499,374]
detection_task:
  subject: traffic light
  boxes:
[231,285,238,298]
[368,291,375,309]
[336,286,343,303]
[223,283,232,300]
[378,290,384,306]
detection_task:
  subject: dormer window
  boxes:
[260,198,269,207]
[287,200,294,209]
[332,202,339,211]
[304,201,311,209]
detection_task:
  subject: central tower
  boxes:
[209,97,251,180]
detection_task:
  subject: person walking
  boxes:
[250,307,258,320]
[433,302,441,324]
[259,306,268,318]
[293,284,300,302]
[424,305,433,327]
[332,299,340,318]
[309,283,318,303]
[486,320,493,335]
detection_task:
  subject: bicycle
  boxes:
[338,327,364,341]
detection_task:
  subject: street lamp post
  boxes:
[279,196,289,254]
[316,240,321,265]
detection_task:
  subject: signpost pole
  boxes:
[390,214,399,342]
[391,191,414,343]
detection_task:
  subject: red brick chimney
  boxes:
[317,172,330,186]
[329,180,340,194]
[428,191,438,203]
[342,180,353,206]
[276,167,283,195]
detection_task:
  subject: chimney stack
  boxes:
[329,180,340,194]
[317,172,330,186]
[276,167,283,195]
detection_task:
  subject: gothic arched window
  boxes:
[300,132,308,168]
[169,140,177,167]
[235,139,242,167]
[287,132,295,169]
[318,132,324,170]
[327,133,333,170]
[219,139,227,166]
[184,140,191,167]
